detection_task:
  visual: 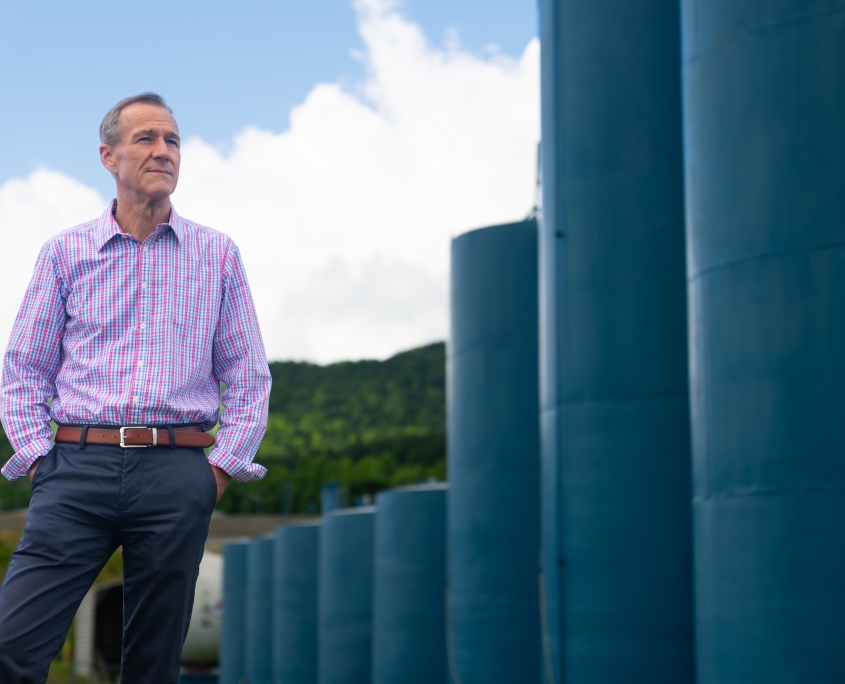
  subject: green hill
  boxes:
[223,341,446,513]
[0,342,447,514]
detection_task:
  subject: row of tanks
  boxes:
[220,219,541,684]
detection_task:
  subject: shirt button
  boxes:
[140,323,147,330]
[133,396,139,403]
[138,360,144,367]
[141,282,148,290]
[143,246,149,253]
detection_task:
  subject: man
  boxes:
[0,93,271,682]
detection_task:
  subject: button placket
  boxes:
[135,240,153,416]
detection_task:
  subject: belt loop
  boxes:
[79,425,89,451]
[167,425,176,450]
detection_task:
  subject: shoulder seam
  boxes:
[44,219,99,245]
[180,219,228,237]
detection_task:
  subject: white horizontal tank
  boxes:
[182,551,223,665]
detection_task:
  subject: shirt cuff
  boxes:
[207,450,267,483]
[1,437,54,481]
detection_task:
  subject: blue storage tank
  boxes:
[372,484,447,684]
[682,2,845,681]
[273,522,320,684]
[220,540,248,684]
[318,507,375,684]
[448,220,540,684]
[246,535,274,684]
[538,1,693,682]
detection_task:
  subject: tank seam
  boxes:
[448,339,538,359]
[557,391,689,408]
[694,481,845,502]
[688,238,845,282]
[684,6,845,65]
[564,636,694,645]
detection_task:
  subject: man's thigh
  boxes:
[120,446,217,683]
[0,444,122,682]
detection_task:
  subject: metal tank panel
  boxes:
[372,484,447,684]
[682,1,845,681]
[246,536,275,684]
[538,1,694,682]
[448,220,541,684]
[273,522,320,684]
[220,540,249,684]
[318,507,375,684]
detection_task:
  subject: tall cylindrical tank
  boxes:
[274,522,320,684]
[220,541,248,684]
[448,220,540,684]
[246,536,274,684]
[682,3,845,681]
[372,484,447,684]
[538,1,694,682]
[319,507,375,684]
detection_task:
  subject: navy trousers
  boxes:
[0,441,217,683]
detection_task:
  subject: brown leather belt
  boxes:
[55,426,215,449]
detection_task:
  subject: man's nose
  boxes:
[151,136,171,159]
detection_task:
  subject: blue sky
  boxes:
[0,0,536,197]
[0,0,539,362]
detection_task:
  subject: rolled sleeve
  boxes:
[0,437,54,481]
[207,450,267,483]
[208,242,271,483]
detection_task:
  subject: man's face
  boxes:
[100,103,181,201]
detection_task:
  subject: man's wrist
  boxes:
[28,457,44,482]
[211,465,232,482]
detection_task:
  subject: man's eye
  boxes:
[167,139,179,147]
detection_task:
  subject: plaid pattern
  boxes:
[0,201,270,482]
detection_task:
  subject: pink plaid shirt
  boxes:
[0,201,270,482]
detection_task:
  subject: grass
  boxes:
[46,659,90,683]
[94,548,123,586]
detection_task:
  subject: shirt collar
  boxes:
[95,199,185,250]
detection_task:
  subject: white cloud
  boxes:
[0,170,107,358]
[280,255,447,361]
[0,0,539,364]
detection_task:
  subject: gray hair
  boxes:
[99,92,173,146]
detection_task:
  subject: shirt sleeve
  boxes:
[0,242,66,481]
[207,241,271,482]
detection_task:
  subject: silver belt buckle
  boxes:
[119,426,157,448]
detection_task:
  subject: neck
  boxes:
[113,190,171,242]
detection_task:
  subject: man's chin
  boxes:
[141,182,177,201]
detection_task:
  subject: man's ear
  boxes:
[100,143,118,175]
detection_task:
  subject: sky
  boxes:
[0,0,539,364]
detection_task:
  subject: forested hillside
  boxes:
[0,342,447,514]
